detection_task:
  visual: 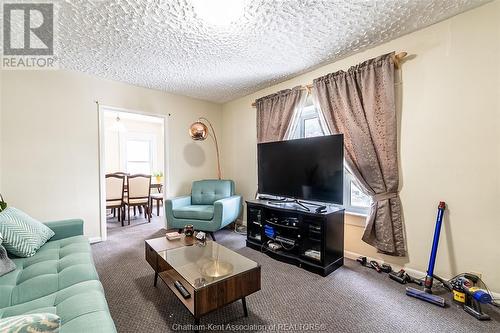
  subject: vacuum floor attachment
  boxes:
[406,287,445,307]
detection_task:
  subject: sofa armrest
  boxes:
[43,219,84,241]
[166,196,191,210]
[214,195,242,228]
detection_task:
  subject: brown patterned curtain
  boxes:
[313,52,405,256]
[256,87,307,143]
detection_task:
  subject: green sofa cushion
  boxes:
[172,205,214,221]
[0,312,60,332]
[0,208,55,257]
[0,236,98,308]
[0,280,114,333]
[191,180,234,205]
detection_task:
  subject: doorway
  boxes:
[98,106,167,241]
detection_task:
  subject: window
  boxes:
[126,139,152,174]
[289,95,371,215]
[290,96,326,139]
[344,170,371,215]
[290,106,325,139]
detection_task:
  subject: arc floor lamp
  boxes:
[189,117,222,179]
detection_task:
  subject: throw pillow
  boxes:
[0,313,60,333]
[0,207,55,257]
[0,194,6,213]
[0,233,16,277]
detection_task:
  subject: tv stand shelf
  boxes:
[246,200,344,276]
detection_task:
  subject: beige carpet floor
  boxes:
[92,214,500,332]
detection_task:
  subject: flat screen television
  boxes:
[257,134,343,204]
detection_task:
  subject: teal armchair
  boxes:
[165,180,241,240]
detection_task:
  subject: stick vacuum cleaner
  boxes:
[406,201,447,307]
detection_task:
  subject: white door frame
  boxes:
[97,104,170,242]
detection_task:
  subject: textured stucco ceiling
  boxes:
[58,0,490,103]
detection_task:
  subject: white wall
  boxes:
[0,70,222,238]
[221,2,500,291]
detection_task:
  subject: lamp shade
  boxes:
[189,121,208,141]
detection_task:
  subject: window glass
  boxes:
[303,117,323,138]
[350,181,371,208]
[126,139,151,174]
[127,162,151,174]
[127,140,150,161]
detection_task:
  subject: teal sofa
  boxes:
[0,219,116,332]
[165,180,242,240]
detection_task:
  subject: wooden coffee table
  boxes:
[145,236,261,326]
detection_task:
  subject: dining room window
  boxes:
[126,139,152,174]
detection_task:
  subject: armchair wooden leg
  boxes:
[209,232,216,241]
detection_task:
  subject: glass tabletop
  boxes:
[158,241,259,290]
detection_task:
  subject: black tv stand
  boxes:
[246,199,344,276]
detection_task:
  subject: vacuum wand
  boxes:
[424,201,446,293]
[406,201,447,307]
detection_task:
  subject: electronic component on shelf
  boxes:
[268,242,282,251]
[266,217,299,227]
[283,217,299,227]
[304,249,321,261]
[308,224,321,232]
[264,225,275,238]
[174,281,191,299]
[275,235,296,246]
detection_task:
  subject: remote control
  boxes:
[174,281,191,299]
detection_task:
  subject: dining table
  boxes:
[123,182,163,193]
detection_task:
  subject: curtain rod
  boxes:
[251,52,408,107]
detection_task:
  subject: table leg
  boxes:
[242,297,248,317]
[154,272,158,287]
[194,317,200,333]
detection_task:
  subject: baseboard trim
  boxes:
[89,237,102,244]
[344,250,500,298]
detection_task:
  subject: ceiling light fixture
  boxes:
[110,114,126,133]
[192,0,245,26]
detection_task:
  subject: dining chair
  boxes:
[150,189,164,216]
[113,172,129,191]
[123,174,152,225]
[105,174,125,225]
